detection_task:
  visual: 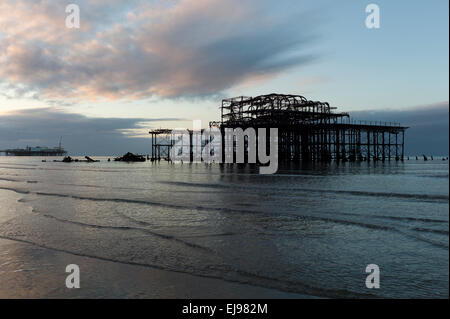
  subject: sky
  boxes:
[0,0,448,155]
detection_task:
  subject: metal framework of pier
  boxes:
[150,94,408,162]
[149,129,174,161]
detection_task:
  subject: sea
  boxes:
[0,156,448,298]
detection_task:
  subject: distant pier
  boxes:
[0,146,67,156]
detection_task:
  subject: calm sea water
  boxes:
[0,156,448,298]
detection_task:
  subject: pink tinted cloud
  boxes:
[0,0,317,101]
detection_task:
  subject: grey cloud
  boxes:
[350,102,449,156]
[0,108,180,155]
[0,0,319,101]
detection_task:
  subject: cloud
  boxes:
[0,0,318,101]
[0,107,181,155]
[350,102,449,156]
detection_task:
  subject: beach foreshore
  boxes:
[0,188,312,299]
[0,237,314,299]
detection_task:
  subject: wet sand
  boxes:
[0,189,310,299]
[0,237,312,299]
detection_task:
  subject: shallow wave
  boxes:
[0,163,38,167]
[312,210,448,224]
[0,186,31,195]
[0,233,378,298]
[0,165,124,173]
[2,186,447,250]
[29,208,214,253]
[375,215,448,223]
[159,181,449,202]
[53,182,223,194]
[399,230,449,249]
[300,189,448,202]
[0,177,21,182]
[419,174,449,179]
[1,179,229,194]
[413,227,449,235]
[4,176,447,203]
[0,166,39,170]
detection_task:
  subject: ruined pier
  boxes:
[150,94,408,163]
